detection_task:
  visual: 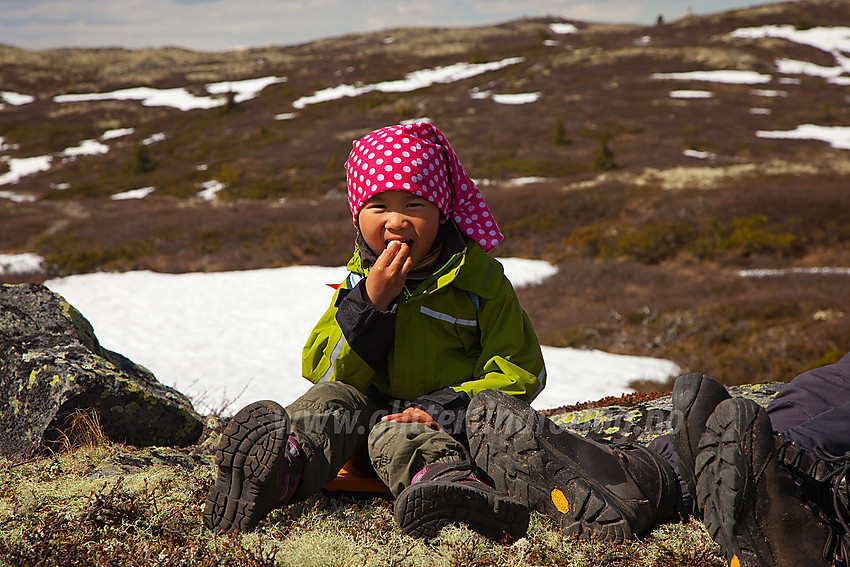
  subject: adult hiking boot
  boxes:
[695,397,844,567]
[466,389,680,543]
[204,400,303,533]
[671,372,731,506]
[393,460,529,541]
[776,439,850,565]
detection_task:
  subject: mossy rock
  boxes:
[0,283,204,460]
[550,382,786,445]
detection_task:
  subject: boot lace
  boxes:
[817,449,850,567]
[778,442,850,566]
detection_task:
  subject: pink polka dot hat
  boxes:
[344,122,504,252]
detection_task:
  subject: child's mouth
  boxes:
[385,239,413,249]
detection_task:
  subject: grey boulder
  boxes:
[1,283,203,460]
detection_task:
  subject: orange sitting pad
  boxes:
[323,458,391,495]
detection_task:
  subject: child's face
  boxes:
[358,190,445,266]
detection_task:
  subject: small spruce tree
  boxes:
[552,117,571,146]
[592,134,617,171]
[133,145,157,174]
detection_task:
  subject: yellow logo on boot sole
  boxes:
[551,489,570,513]
[730,556,740,567]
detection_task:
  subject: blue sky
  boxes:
[1,0,780,52]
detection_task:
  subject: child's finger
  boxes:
[374,241,399,268]
[382,408,442,430]
[388,242,412,276]
[381,412,407,422]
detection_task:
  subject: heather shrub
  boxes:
[561,215,804,265]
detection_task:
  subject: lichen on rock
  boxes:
[0,283,204,460]
[550,381,787,445]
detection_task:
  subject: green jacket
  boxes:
[302,235,546,407]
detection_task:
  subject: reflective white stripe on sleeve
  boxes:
[419,305,477,327]
[319,334,346,381]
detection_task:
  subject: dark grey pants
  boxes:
[285,381,470,499]
[767,350,850,456]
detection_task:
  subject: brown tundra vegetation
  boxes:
[1,1,849,564]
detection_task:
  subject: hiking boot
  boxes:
[776,439,850,565]
[393,460,529,541]
[466,389,680,543]
[671,372,731,506]
[696,397,842,567]
[204,400,303,533]
[777,439,843,493]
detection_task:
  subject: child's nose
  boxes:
[385,211,408,229]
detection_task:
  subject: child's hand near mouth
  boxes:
[364,240,413,311]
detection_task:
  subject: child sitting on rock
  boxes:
[203,122,546,540]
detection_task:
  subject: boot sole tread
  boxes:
[467,392,634,543]
[394,480,529,541]
[696,398,771,567]
[671,373,730,499]
[203,400,290,533]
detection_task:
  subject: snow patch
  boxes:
[54,76,286,112]
[0,253,45,275]
[143,132,166,145]
[61,139,109,158]
[0,155,52,186]
[491,92,541,105]
[732,25,850,84]
[0,137,19,151]
[684,149,716,159]
[472,90,541,104]
[292,57,524,109]
[197,180,225,200]
[112,186,155,200]
[496,258,557,288]
[0,191,36,203]
[1,91,35,106]
[549,23,577,35]
[102,128,135,140]
[757,124,850,150]
[652,70,772,84]
[739,267,850,277]
[474,177,549,188]
[669,90,713,99]
[775,58,844,79]
[205,76,287,104]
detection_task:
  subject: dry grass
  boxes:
[46,407,112,453]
